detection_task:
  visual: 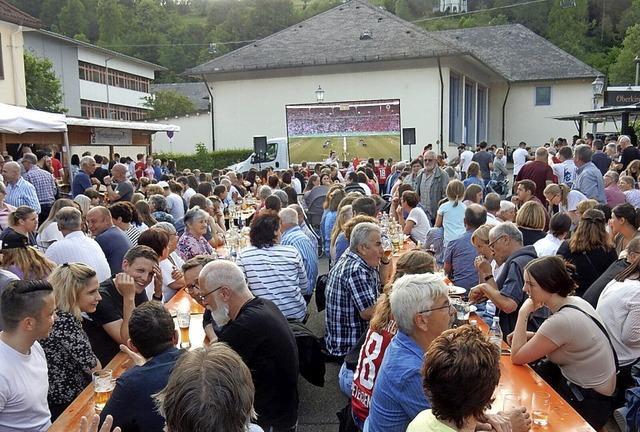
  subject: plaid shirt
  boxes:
[5,177,41,213]
[324,250,379,356]
[24,167,57,205]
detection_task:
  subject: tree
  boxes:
[24,52,67,113]
[608,23,640,85]
[58,0,88,38]
[96,0,126,46]
[142,90,197,118]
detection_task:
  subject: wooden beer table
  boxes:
[49,290,206,431]
[473,314,595,431]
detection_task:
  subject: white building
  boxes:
[23,29,165,121]
[186,0,601,160]
[440,0,468,13]
[0,0,41,107]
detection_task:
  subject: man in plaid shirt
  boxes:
[324,222,392,358]
[22,153,57,223]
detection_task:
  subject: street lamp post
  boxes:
[591,75,605,135]
[635,56,640,87]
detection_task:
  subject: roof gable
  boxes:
[0,0,41,29]
[186,0,463,76]
[435,24,600,82]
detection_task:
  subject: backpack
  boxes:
[625,363,640,432]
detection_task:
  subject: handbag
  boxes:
[315,274,328,312]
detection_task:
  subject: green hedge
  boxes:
[156,147,253,172]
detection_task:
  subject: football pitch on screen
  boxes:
[289,135,401,163]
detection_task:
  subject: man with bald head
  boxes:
[1,161,40,213]
[615,134,640,173]
[199,260,299,432]
[87,206,132,274]
[414,150,450,223]
[288,204,318,249]
[72,156,100,198]
[280,207,318,302]
[103,163,133,202]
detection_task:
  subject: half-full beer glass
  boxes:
[177,308,191,349]
[93,369,115,413]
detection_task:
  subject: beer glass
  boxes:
[177,308,191,349]
[93,369,115,413]
[532,391,551,425]
[382,236,394,262]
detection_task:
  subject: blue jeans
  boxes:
[338,362,354,397]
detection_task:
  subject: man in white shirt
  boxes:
[0,280,56,431]
[512,141,531,177]
[552,146,576,187]
[458,145,474,178]
[45,207,112,282]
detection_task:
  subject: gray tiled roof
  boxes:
[435,24,601,82]
[0,0,41,28]
[186,0,600,83]
[185,0,465,76]
[150,83,210,110]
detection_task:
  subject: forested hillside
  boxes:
[10,0,640,85]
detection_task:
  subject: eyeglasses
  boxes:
[417,302,452,315]
[488,235,506,251]
[198,285,225,302]
[424,158,435,162]
[184,283,199,295]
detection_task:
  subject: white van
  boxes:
[229,137,290,173]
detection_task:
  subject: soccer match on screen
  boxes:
[286,99,401,163]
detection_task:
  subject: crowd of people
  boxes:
[0,133,639,431]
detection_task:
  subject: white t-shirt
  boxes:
[561,190,588,213]
[552,160,577,186]
[0,340,50,431]
[36,223,64,251]
[406,207,431,246]
[513,148,529,175]
[534,233,563,257]
[460,150,474,171]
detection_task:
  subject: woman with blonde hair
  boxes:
[575,198,599,220]
[543,183,587,228]
[330,204,353,263]
[345,250,436,429]
[557,209,617,296]
[40,263,102,420]
[36,198,75,250]
[73,194,92,218]
[435,180,466,245]
[1,229,56,280]
[515,200,546,246]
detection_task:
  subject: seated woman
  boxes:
[557,209,617,297]
[511,255,617,429]
[462,184,483,207]
[40,263,102,420]
[1,229,55,280]
[610,203,640,257]
[596,236,640,405]
[395,190,431,246]
[533,212,571,257]
[515,201,546,246]
[408,326,504,432]
[36,199,76,251]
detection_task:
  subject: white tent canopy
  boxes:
[0,102,67,134]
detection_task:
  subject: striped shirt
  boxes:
[5,177,41,213]
[237,244,307,321]
[281,225,318,295]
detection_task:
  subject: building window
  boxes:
[78,61,150,93]
[535,86,551,106]
[81,99,148,120]
[449,75,463,144]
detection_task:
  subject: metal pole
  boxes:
[592,96,598,135]
[635,56,640,87]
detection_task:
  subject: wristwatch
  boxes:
[484,274,494,282]
[152,293,163,301]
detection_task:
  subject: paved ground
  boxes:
[295,256,624,432]
[297,256,346,432]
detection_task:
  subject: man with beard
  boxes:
[199,260,299,432]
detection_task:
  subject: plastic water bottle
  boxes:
[487,316,503,350]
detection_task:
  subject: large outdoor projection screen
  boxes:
[285,99,401,163]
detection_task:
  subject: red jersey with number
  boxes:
[376,165,388,184]
[134,161,145,179]
[351,319,398,421]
